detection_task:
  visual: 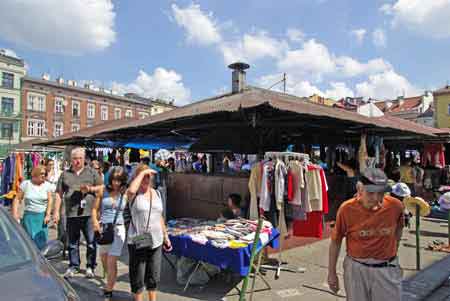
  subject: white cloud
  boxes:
[350,28,367,44]
[286,28,305,43]
[220,31,288,64]
[324,82,355,99]
[0,0,115,55]
[257,73,323,97]
[335,57,392,77]
[171,3,222,46]
[382,0,450,39]
[355,70,420,100]
[111,68,191,105]
[278,39,336,82]
[372,28,387,48]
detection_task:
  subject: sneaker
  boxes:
[85,267,95,279]
[64,267,79,279]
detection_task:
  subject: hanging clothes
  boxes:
[293,211,323,238]
[287,161,305,206]
[306,165,323,211]
[274,159,287,210]
[259,161,274,212]
[422,144,445,168]
[248,163,262,220]
[358,133,368,172]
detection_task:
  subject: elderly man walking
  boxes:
[54,147,103,279]
[328,168,404,301]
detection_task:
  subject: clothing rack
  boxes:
[264,151,310,163]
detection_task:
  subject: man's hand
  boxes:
[80,184,91,194]
[328,272,340,294]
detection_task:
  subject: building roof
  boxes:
[37,86,445,148]
[124,93,177,108]
[434,86,450,96]
[97,86,437,137]
[0,52,25,67]
[23,76,163,107]
[388,96,422,113]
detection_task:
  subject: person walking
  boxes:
[328,168,404,301]
[54,147,103,279]
[11,165,54,250]
[92,166,128,300]
[125,164,172,301]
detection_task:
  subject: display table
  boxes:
[168,228,280,277]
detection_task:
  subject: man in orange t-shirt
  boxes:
[328,168,404,301]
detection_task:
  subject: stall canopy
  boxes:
[37,86,446,152]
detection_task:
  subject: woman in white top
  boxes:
[126,164,172,301]
[12,165,53,250]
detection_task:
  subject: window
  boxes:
[138,112,149,119]
[1,98,14,116]
[87,103,95,119]
[101,105,108,121]
[72,101,80,117]
[27,93,46,112]
[54,122,63,137]
[55,97,64,113]
[125,110,133,118]
[2,72,14,89]
[114,108,121,120]
[27,119,45,137]
[0,123,13,139]
[72,124,80,133]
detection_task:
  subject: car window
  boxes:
[0,211,33,271]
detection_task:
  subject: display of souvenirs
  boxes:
[167,218,274,249]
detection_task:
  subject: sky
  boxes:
[1,0,450,106]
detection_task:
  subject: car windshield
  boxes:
[0,210,33,271]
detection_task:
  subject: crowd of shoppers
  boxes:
[10,147,171,301]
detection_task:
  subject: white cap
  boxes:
[391,183,411,198]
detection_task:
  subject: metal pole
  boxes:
[416,204,421,270]
[240,218,263,301]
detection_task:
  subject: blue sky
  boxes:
[1,0,450,105]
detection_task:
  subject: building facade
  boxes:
[433,86,450,128]
[0,51,26,156]
[21,76,175,141]
[375,92,433,123]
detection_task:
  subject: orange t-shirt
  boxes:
[332,196,404,260]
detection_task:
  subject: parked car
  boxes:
[0,206,79,300]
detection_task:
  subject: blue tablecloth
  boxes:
[169,229,280,276]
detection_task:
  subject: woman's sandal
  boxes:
[103,290,113,300]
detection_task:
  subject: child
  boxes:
[220,193,243,219]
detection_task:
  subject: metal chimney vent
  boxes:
[228,62,250,93]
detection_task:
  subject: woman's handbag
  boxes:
[94,194,124,245]
[130,191,154,250]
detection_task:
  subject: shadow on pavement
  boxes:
[408,230,448,238]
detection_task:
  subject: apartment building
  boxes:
[20,75,168,141]
[0,51,26,156]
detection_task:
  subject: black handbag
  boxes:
[94,194,124,245]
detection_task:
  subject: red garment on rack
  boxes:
[287,170,294,202]
[319,169,329,214]
[292,211,323,238]
[422,143,445,167]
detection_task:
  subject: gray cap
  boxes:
[360,168,390,193]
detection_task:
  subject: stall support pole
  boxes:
[416,204,421,271]
[448,210,450,245]
[239,218,263,301]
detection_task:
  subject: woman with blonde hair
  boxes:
[125,164,172,301]
[12,165,54,249]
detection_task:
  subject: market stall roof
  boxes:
[12,138,64,152]
[37,86,443,151]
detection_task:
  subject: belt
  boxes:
[352,256,397,268]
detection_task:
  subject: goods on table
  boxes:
[167,218,274,249]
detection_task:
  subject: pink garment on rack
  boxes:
[319,169,329,214]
